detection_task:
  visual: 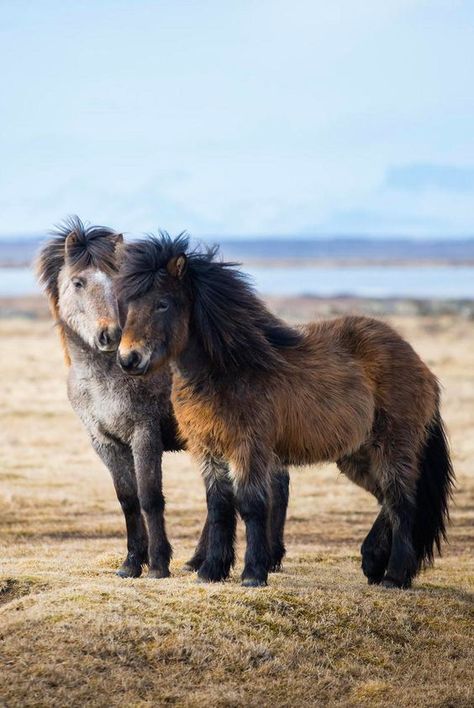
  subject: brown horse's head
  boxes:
[37,217,124,354]
[116,232,301,377]
[116,234,191,375]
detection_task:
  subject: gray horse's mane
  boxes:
[37,215,119,303]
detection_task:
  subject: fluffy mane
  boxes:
[36,216,119,304]
[117,233,303,372]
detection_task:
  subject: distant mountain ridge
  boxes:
[1,235,474,266]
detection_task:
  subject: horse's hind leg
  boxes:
[91,437,147,578]
[269,465,290,572]
[337,449,391,584]
[361,508,392,584]
[380,455,418,588]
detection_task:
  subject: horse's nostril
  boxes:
[98,328,111,346]
[130,351,142,368]
[119,350,142,371]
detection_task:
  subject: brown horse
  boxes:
[116,234,454,588]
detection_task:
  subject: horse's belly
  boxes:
[276,396,374,465]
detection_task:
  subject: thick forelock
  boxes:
[116,231,193,302]
[36,216,118,302]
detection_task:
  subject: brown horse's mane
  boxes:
[37,216,119,365]
[117,233,303,372]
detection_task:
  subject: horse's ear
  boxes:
[64,230,79,261]
[167,253,187,279]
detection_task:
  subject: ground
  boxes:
[0,307,473,707]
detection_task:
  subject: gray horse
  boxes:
[37,217,181,578]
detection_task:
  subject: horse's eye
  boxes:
[156,300,169,312]
[72,278,85,289]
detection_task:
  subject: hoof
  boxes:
[116,564,142,579]
[183,557,202,573]
[241,577,267,588]
[197,560,230,583]
[269,562,283,573]
[195,574,225,585]
[183,563,197,573]
[367,574,384,585]
[195,575,215,584]
[361,551,389,583]
[147,568,170,579]
[380,576,402,589]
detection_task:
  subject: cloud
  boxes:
[385,164,474,192]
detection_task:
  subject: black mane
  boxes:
[118,234,303,372]
[37,216,118,302]
[117,231,191,303]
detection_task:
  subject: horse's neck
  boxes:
[62,326,112,377]
[173,334,230,394]
[173,336,208,384]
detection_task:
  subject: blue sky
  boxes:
[1,1,473,238]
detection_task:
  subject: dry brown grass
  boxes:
[0,308,473,707]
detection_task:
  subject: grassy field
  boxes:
[0,308,473,707]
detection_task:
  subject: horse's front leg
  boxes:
[183,516,209,572]
[91,436,147,578]
[196,457,236,583]
[131,426,172,579]
[234,452,272,587]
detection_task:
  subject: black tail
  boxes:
[413,410,455,570]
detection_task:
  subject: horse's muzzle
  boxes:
[117,349,150,376]
[96,324,122,352]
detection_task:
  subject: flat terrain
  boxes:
[0,308,473,707]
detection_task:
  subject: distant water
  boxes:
[1,265,474,299]
[246,265,474,299]
[0,268,41,296]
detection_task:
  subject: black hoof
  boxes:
[183,563,197,573]
[147,568,170,579]
[116,564,142,579]
[183,557,203,573]
[361,550,389,582]
[197,559,230,583]
[367,574,385,585]
[241,565,268,587]
[269,562,283,573]
[380,575,402,589]
[269,544,285,573]
[241,577,267,588]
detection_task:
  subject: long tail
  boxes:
[413,409,455,570]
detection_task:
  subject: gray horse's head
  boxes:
[38,217,124,352]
